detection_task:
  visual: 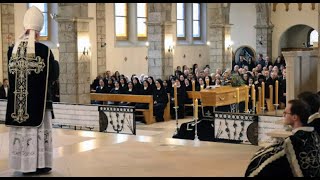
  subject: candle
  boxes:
[245,86,249,112]
[194,99,198,119]
[275,80,279,105]
[205,78,209,87]
[236,88,240,103]
[252,89,256,111]
[258,87,262,107]
[200,85,204,91]
[174,82,178,107]
[261,82,265,108]
[269,85,273,105]
[192,80,195,102]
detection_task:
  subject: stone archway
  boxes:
[279,24,315,53]
[234,46,257,64]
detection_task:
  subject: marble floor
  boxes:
[0,118,261,177]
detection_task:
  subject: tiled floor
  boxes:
[0,118,261,177]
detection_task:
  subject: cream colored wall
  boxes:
[271,3,318,59]
[105,4,148,77]
[173,46,209,70]
[88,3,97,81]
[171,3,209,71]
[230,3,257,52]
[14,4,26,40]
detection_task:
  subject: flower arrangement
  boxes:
[230,73,245,87]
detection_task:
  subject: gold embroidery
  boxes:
[8,41,46,123]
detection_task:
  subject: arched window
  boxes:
[308,29,318,47]
[192,3,201,39]
[115,3,128,40]
[176,3,185,40]
[137,3,147,40]
[176,3,206,44]
[28,3,49,40]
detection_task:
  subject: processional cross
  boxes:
[8,42,46,123]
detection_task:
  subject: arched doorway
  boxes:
[279,24,316,52]
[233,46,256,64]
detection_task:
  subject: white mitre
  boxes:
[12,6,44,57]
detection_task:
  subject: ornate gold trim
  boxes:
[8,41,46,124]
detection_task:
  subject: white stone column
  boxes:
[56,3,92,104]
[208,23,232,72]
[96,3,106,75]
[282,50,319,105]
[147,3,173,80]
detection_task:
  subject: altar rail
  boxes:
[90,93,171,124]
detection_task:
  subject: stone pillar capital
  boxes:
[210,23,233,28]
[254,24,274,29]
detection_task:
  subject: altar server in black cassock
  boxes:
[245,99,320,177]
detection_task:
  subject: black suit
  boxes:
[0,85,8,99]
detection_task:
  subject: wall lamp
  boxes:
[226,40,234,50]
[100,37,107,48]
[83,47,89,55]
[259,36,263,45]
[168,46,173,53]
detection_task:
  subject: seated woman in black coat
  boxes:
[170,78,187,119]
[132,77,142,95]
[119,81,138,106]
[163,80,172,94]
[105,78,114,93]
[135,80,153,109]
[153,79,169,122]
[95,79,108,104]
[196,77,206,91]
[119,77,128,92]
[109,80,122,105]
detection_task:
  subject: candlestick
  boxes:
[275,80,279,105]
[269,85,273,105]
[261,82,265,109]
[258,87,262,113]
[194,99,198,119]
[194,98,199,142]
[252,89,256,114]
[192,80,195,102]
[236,88,240,104]
[205,78,209,87]
[174,82,178,107]
[245,86,249,113]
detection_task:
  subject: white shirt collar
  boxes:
[292,126,314,134]
[307,112,320,124]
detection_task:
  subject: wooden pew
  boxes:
[90,93,170,125]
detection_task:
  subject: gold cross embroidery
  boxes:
[8,42,46,123]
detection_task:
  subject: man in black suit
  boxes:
[0,78,9,99]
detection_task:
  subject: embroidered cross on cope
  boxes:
[8,42,46,123]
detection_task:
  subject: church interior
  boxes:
[0,3,319,177]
